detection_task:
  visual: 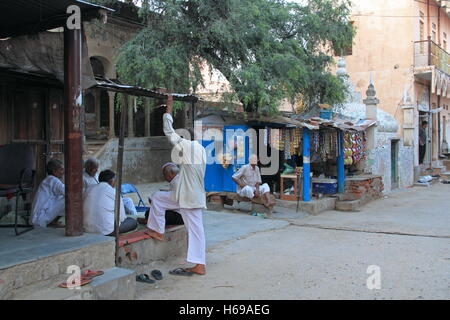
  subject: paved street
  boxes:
[137,183,450,300]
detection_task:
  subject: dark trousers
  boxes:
[107,217,138,236]
[419,145,426,164]
[145,209,184,225]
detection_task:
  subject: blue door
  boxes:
[223,125,250,192]
[202,125,250,192]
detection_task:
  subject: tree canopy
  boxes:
[93,0,355,114]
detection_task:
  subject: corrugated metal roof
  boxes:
[0,0,113,38]
[96,78,199,103]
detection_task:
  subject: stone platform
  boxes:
[0,227,135,300]
[275,197,337,215]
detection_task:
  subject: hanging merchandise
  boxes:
[270,128,280,150]
[344,132,353,165]
[279,129,285,151]
[285,130,291,160]
[343,131,367,165]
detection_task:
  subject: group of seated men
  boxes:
[30,158,138,236]
[30,153,275,235]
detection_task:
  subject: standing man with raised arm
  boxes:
[145,95,207,276]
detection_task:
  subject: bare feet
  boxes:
[144,229,165,241]
[185,264,206,275]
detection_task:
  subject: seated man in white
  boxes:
[83,157,137,216]
[83,169,137,236]
[83,158,99,193]
[232,154,275,208]
[31,159,65,228]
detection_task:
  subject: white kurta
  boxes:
[31,175,65,227]
[163,113,206,209]
[83,171,98,193]
[83,182,126,235]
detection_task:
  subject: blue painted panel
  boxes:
[223,125,250,192]
[202,140,223,192]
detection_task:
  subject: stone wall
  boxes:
[364,132,415,193]
[96,137,173,185]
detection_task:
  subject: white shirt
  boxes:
[163,113,206,209]
[232,164,263,192]
[31,175,65,226]
[83,182,126,235]
[83,171,98,193]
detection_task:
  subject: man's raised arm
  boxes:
[162,95,182,146]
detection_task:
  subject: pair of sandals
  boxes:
[58,270,104,288]
[136,270,163,284]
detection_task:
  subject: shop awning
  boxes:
[294,117,377,132]
[0,0,113,39]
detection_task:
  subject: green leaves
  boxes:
[110,0,354,114]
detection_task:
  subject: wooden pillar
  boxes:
[128,96,135,138]
[144,99,151,137]
[108,91,115,139]
[64,26,83,237]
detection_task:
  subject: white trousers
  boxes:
[123,197,138,216]
[238,183,271,199]
[34,198,65,227]
[147,191,206,265]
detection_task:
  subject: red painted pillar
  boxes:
[64,26,83,237]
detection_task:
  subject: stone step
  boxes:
[335,199,363,212]
[276,197,336,215]
[10,267,135,300]
[0,228,115,299]
[117,226,187,270]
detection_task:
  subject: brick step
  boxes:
[9,267,135,300]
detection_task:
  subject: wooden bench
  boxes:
[206,192,275,214]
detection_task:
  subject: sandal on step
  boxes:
[169,268,194,277]
[81,270,104,278]
[136,274,155,284]
[58,276,92,288]
[151,269,163,280]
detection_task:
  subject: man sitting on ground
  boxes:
[83,158,99,193]
[31,159,65,228]
[83,169,137,236]
[232,154,276,208]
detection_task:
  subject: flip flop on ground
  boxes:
[169,268,195,277]
[136,274,155,284]
[151,269,163,280]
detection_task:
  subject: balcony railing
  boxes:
[414,39,450,76]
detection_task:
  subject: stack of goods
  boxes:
[344,131,366,165]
